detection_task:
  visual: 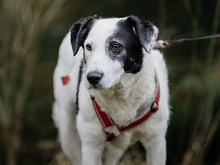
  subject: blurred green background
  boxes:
[0,0,220,165]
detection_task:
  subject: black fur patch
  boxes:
[105,18,144,73]
[75,60,84,114]
[126,16,156,53]
[105,16,156,74]
[70,15,100,55]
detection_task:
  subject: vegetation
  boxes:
[0,0,219,164]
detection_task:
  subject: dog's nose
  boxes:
[87,71,103,85]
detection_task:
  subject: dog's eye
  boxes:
[112,43,120,51]
[86,44,92,51]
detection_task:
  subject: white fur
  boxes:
[84,18,125,89]
[53,17,170,165]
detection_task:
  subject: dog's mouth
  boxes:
[88,84,104,90]
[87,79,119,90]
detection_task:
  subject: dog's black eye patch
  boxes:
[108,19,144,74]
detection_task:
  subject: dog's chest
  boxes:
[93,93,152,126]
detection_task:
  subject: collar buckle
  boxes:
[150,101,159,113]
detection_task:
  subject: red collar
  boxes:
[91,77,160,141]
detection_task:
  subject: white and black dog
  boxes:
[53,15,170,165]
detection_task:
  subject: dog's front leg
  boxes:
[77,113,105,165]
[81,142,105,165]
[142,135,167,165]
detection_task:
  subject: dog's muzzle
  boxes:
[87,71,103,85]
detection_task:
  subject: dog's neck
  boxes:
[89,54,157,126]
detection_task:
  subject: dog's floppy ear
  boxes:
[70,15,100,56]
[126,16,158,53]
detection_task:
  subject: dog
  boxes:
[53,15,170,165]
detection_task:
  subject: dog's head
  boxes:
[70,15,158,89]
